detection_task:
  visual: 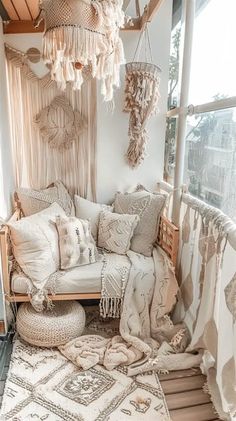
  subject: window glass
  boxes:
[183,108,236,221]
[164,117,178,184]
[189,0,236,105]
[167,0,182,110]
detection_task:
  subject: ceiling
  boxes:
[0,0,163,33]
[0,0,39,21]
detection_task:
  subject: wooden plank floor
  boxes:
[159,368,220,420]
[0,336,220,420]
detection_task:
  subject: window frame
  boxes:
[168,0,236,225]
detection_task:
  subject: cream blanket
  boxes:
[60,246,201,374]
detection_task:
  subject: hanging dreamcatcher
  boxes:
[124,16,161,168]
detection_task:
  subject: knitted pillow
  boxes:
[56,215,98,270]
[74,195,113,241]
[114,191,166,257]
[8,203,66,288]
[16,180,75,217]
[98,211,139,255]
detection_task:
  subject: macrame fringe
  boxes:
[41,0,125,101]
[99,297,122,318]
[124,65,160,168]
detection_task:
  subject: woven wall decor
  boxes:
[124,62,161,168]
[123,15,161,168]
[6,43,97,201]
[35,95,86,150]
[36,0,125,101]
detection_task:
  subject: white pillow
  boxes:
[74,195,113,241]
[98,211,139,255]
[8,203,66,288]
[55,215,98,270]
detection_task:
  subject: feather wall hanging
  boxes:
[124,21,161,168]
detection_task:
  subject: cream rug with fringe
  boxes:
[0,308,170,421]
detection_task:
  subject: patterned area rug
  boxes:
[0,307,170,421]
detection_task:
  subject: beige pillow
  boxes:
[114,190,166,257]
[8,203,66,288]
[16,180,75,217]
[98,211,139,255]
[56,215,98,270]
[74,195,113,241]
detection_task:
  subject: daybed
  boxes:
[0,191,179,305]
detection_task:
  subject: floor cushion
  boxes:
[16,301,86,347]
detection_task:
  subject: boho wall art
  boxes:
[123,18,161,168]
[5,44,97,201]
[35,95,87,150]
[124,61,161,168]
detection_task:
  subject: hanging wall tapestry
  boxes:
[35,0,125,101]
[124,23,161,168]
[5,44,97,201]
[35,95,87,150]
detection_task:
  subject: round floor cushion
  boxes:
[17,301,86,347]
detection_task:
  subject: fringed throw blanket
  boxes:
[59,247,202,375]
[100,252,131,318]
[13,245,201,376]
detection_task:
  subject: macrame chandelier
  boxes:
[124,23,161,168]
[36,0,125,101]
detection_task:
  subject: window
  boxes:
[164,0,182,183]
[164,0,236,222]
[189,0,236,104]
[184,109,236,220]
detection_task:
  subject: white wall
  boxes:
[97,0,172,202]
[4,0,172,204]
[0,19,15,321]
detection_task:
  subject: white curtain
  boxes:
[6,45,97,201]
[174,193,236,420]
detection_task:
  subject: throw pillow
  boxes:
[98,211,139,255]
[56,215,98,270]
[74,195,113,241]
[114,190,166,256]
[8,203,66,288]
[16,180,75,217]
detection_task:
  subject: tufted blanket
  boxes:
[59,246,201,375]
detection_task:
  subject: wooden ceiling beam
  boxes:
[3,20,44,34]
[3,18,141,33]
[141,0,165,29]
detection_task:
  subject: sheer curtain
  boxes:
[6,45,97,201]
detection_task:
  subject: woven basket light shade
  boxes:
[36,0,125,101]
[17,301,86,347]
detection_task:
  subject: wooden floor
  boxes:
[0,334,220,420]
[159,368,220,420]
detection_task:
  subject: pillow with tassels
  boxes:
[56,215,98,270]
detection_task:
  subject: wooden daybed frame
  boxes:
[0,207,179,304]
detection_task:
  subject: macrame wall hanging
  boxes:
[5,44,97,201]
[35,0,125,102]
[124,21,161,168]
[35,95,87,150]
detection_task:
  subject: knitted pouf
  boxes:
[16,301,86,347]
